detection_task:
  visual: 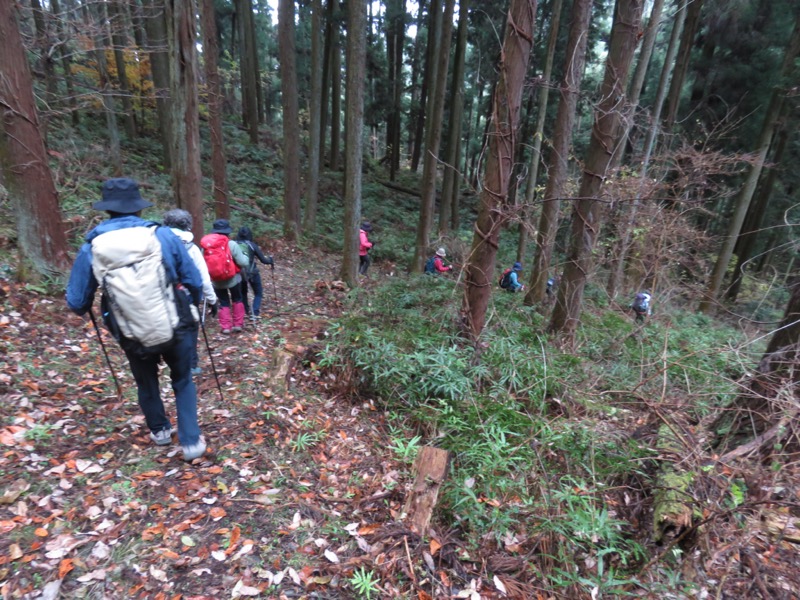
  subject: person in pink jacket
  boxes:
[359,222,373,275]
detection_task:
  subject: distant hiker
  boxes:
[498,262,524,292]
[359,222,374,275]
[66,178,207,461]
[630,290,652,324]
[235,226,274,320]
[546,276,557,300]
[163,209,217,376]
[200,219,250,334]
[424,247,454,274]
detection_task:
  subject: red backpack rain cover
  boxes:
[200,233,240,282]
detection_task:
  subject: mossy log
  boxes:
[652,422,695,542]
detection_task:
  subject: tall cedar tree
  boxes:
[410,0,455,273]
[462,0,537,339]
[279,0,302,240]
[200,0,231,219]
[237,0,259,144]
[304,0,323,234]
[700,14,800,313]
[524,0,592,305]
[549,0,644,337]
[516,0,563,262]
[167,0,204,243]
[0,0,69,275]
[142,0,172,169]
[340,0,367,286]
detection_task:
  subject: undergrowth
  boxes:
[319,275,749,595]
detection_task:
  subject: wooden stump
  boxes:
[401,446,450,536]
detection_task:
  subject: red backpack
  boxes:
[498,268,512,289]
[200,233,240,282]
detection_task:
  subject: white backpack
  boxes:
[91,226,180,351]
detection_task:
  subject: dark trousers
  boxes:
[240,271,264,316]
[124,330,201,447]
[359,254,371,275]
[215,283,242,308]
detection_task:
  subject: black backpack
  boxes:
[424,256,437,274]
[498,268,512,289]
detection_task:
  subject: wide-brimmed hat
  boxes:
[436,247,447,258]
[513,262,522,271]
[92,178,153,213]
[361,222,373,232]
[210,219,232,235]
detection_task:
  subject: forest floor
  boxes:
[2,240,800,599]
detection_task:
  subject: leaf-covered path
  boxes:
[0,246,479,599]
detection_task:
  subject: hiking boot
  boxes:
[149,427,173,446]
[231,326,242,333]
[191,367,202,376]
[182,438,207,461]
[221,328,231,334]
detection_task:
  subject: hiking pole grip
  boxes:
[200,318,225,403]
[88,308,123,400]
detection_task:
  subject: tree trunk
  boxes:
[662,0,703,132]
[607,0,687,299]
[142,0,172,169]
[29,0,58,121]
[279,0,302,240]
[699,15,800,313]
[726,124,789,302]
[385,0,405,180]
[50,0,79,126]
[438,0,469,234]
[411,0,440,174]
[516,0,563,264]
[319,0,335,165]
[91,3,122,175]
[410,0,455,273]
[200,0,230,220]
[0,0,70,275]
[330,20,342,172]
[604,0,666,299]
[549,0,644,337]
[462,0,537,340]
[237,0,259,144]
[713,280,800,451]
[108,0,137,139]
[339,0,367,287]
[167,0,204,244]
[406,0,427,163]
[304,0,323,234]
[524,0,592,306]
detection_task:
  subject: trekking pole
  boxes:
[270,263,278,305]
[199,314,225,403]
[88,308,123,400]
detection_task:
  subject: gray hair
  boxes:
[163,209,193,231]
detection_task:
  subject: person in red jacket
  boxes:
[424,247,454,274]
[359,222,373,275]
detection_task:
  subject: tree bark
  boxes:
[142,0,172,169]
[462,0,537,339]
[516,0,563,264]
[279,0,302,240]
[339,0,367,287]
[108,0,137,139]
[524,0,592,306]
[549,0,644,337]
[90,2,122,175]
[411,0,440,174]
[29,0,58,120]
[0,0,70,275]
[330,19,342,172]
[410,0,455,273]
[699,15,800,313]
[662,0,703,132]
[200,0,230,219]
[438,0,469,234]
[167,0,204,244]
[385,0,405,180]
[303,0,324,234]
[237,0,259,144]
[50,0,79,126]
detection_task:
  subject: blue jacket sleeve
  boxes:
[157,227,203,304]
[509,272,523,291]
[65,243,98,315]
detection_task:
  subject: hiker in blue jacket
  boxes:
[66,178,207,461]
[235,226,274,320]
[500,262,525,292]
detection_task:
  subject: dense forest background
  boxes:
[3,0,800,597]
